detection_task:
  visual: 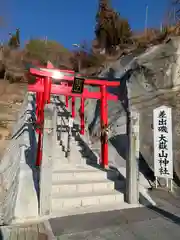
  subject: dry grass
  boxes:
[0,120,8,129]
[0,80,26,158]
[2,23,180,78]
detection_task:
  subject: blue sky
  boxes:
[1,0,169,49]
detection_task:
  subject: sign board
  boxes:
[153,105,173,179]
[68,117,74,128]
[72,77,85,94]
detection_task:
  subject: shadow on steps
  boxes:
[53,96,176,206]
[24,96,40,205]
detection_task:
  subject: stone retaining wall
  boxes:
[0,93,36,225]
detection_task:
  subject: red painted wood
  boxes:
[29,68,120,87]
[71,97,75,118]
[80,97,85,135]
[28,65,120,168]
[28,84,119,101]
[100,85,108,168]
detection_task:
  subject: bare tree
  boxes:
[171,0,180,22]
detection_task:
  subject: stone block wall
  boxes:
[0,93,32,225]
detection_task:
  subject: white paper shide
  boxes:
[153,106,173,179]
[68,117,74,128]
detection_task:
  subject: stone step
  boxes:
[53,158,70,167]
[53,146,66,157]
[54,140,80,152]
[53,157,87,169]
[53,163,99,170]
[51,189,124,209]
[53,148,66,160]
[54,141,86,164]
[63,137,97,160]
[72,141,89,152]
[55,138,79,152]
[51,201,141,218]
[56,134,68,148]
[53,143,86,166]
[52,179,125,195]
[52,167,118,182]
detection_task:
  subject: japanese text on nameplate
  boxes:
[72,77,85,94]
[153,106,173,179]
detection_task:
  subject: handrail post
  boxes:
[59,116,63,145]
[66,117,73,158]
[40,103,56,216]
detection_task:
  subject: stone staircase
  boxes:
[49,103,137,217]
[51,140,128,217]
[51,165,124,210]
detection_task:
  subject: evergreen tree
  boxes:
[8,29,20,48]
[16,28,20,46]
[95,0,131,52]
[95,0,113,50]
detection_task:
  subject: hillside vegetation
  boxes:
[1,0,180,81]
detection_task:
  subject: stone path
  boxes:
[0,221,51,239]
[57,218,180,240]
[1,189,180,240]
[51,207,180,239]
[2,195,180,240]
[49,189,180,239]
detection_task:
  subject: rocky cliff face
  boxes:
[75,37,180,184]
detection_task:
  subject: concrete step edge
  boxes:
[52,179,123,186]
[51,191,125,209]
[52,188,124,199]
[51,201,141,218]
[52,168,106,174]
[51,180,125,194]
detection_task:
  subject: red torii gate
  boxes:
[28,65,120,169]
